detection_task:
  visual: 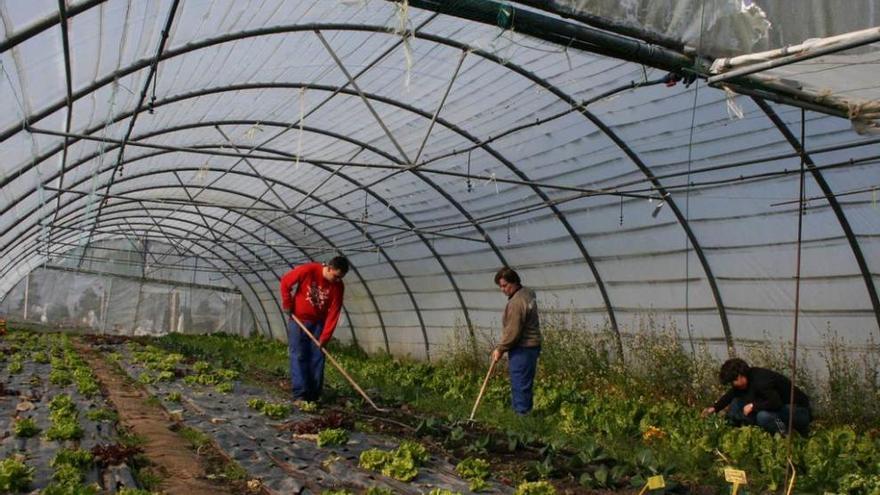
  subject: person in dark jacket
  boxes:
[491,267,542,415]
[701,358,811,436]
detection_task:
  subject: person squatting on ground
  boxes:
[491,267,542,415]
[279,256,349,402]
[702,357,812,436]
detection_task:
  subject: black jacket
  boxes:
[713,367,810,413]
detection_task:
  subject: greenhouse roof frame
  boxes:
[1,0,878,358]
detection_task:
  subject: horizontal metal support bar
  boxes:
[770,184,880,207]
[44,186,486,243]
[42,263,242,293]
[44,221,350,253]
[30,126,660,200]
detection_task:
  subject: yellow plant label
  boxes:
[647,475,666,489]
[724,467,748,484]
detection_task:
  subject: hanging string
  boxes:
[784,107,807,491]
[395,0,413,89]
[619,196,624,226]
[506,217,511,244]
[363,190,369,220]
[295,87,306,169]
[682,0,707,359]
[466,150,473,192]
[563,37,574,71]
[485,172,499,194]
[148,65,159,114]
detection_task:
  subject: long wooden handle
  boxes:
[469,358,497,420]
[290,314,386,412]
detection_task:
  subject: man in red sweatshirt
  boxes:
[279,256,349,402]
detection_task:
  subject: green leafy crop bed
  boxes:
[149,331,880,494]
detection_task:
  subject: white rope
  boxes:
[395,0,413,89]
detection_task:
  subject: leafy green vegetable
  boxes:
[0,456,34,492]
[317,428,349,448]
[51,448,94,470]
[86,408,118,422]
[514,480,557,495]
[12,418,40,438]
[259,402,291,420]
[456,457,491,492]
[381,454,418,482]
[396,440,429,464]
[358,441,430,482]
[7,359,23,374]
[358,449,391,471]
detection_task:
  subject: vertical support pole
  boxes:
[23,272,30,320]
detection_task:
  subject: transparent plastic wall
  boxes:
[0,266,254,337]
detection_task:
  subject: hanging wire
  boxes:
[680,0,707,359]
[295,87,306,169]
[784,107,807,491]
[466,150,473,192]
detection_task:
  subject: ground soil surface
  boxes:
[78,343,235,495]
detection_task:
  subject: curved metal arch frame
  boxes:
[1,206,277,337]
[0,22,718,356]
[85,115,513,354]
[6,93,520,354]
[752,97,880,336]
[3,193,362,341]
[8,142,455,359]
[69,184,386,349]
[3,172,390,348]
[2,144,420,357]
[0,21,743,350]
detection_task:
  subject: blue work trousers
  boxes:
[726,397,811,436]
[508,346,541,415]
[287,319,326,401]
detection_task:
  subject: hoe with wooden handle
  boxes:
[469,358,498,421]
[290,314,387,413]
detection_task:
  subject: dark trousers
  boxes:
[287,320,325,401]
[726,397,811,435]
[508,346,540,414]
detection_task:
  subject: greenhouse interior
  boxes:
[1,0,879,493]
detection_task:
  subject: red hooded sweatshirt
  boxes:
[279,262,344,345]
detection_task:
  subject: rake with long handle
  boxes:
[469,357,498,421]
[290,314,387,412]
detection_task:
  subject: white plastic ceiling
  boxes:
[1,0,879,359]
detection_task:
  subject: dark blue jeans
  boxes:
[726,397,811,435]
[287,320,325,401]
[508,346,540,415]
[756,405,811,436]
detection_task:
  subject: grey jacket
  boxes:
[497,286,541,352]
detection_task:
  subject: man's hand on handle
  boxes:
[491,348,503,363]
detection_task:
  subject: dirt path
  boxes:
[77,343,234,495]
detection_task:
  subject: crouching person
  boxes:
[702,358,811,436]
